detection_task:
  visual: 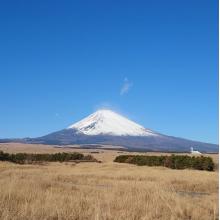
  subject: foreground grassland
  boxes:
[0,143,218,220]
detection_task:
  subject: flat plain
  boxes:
[0,143,218,220]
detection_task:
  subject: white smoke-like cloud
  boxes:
[120,78,133,95]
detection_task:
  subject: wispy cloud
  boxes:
[120,78,133,96]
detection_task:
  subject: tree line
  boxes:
[0,151,97,164]
[114,154,215,171]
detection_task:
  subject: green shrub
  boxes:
[0,151,96,164]
[114,154,215,171]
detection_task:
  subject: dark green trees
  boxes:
[114,154,215,171]
[0,151,96,164]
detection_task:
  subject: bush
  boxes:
[114,154,215,171]
[0,151,96,164]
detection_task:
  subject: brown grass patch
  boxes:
[0,143,218,220]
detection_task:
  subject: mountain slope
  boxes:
[1,109,218,152]
[68,109,157,136]
[27,109,218,152]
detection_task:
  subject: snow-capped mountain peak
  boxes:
[68,109,157,136]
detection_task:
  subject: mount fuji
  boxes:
[1,109,218,152]
[68,109,157,137]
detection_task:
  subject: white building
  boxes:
[190,147,202,155]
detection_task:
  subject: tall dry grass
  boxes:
[0,159,218,220]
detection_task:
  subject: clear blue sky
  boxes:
[0,0,218,144]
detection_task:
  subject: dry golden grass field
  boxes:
[0,143,218,220]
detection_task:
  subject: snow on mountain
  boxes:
[68,109,158,136]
